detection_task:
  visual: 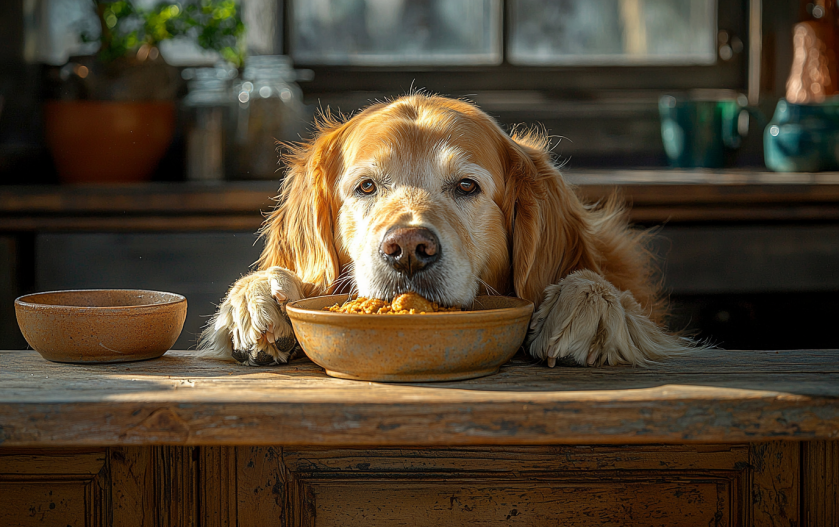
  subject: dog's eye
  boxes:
[456,179,480,196]
[357,179,377,196]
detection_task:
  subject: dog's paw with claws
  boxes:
[526,270,689,367]
[199,266,304,366]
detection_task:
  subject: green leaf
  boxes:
[84,0,246,65]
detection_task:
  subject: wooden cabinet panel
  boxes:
[302,478,734,527]
[0,483,89,527]
[0,442,823,526]
[0,449,109,527]
[0,447,200,527]
[280,445,750,527]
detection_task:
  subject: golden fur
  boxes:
[199,94,689,367]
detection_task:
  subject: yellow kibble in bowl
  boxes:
[325,292,461,314]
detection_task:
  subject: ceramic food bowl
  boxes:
[15,289,187,363]
[286,294,534,382]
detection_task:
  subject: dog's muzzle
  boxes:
[379,226,441,278]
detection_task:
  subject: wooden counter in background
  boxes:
[1,170,839,231]
[1,348,838,526]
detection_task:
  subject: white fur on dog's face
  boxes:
[334,109,509,307]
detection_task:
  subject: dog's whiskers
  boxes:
[331,263,358,295]
[477,279,500,297]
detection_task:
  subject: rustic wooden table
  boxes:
[1,349,837,526]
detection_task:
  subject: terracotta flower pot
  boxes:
[44,100,175,183]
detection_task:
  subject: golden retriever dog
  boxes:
[199,94,691,367]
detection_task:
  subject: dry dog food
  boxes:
[325,292,461,314]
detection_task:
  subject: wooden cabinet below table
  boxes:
[3,442,833,526]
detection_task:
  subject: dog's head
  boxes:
[259,94,599,308]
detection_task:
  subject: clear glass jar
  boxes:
[182,66,236,182]
[231,55,307,180]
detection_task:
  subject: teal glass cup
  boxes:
[659,95,747,168]
[764,98,839,172]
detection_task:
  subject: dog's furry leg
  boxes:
[198,266,304,366]
[526,269,693,367]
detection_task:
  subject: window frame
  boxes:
[281,0,749,97]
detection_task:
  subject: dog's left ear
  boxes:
[503,134,600,307]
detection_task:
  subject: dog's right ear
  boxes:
[256,114,353,296]
[503,131,600,307]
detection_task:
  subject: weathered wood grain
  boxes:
[157,446,198,527]
[1,350,838,447]
[0,448,109,526]
[235,447,285,525]
[108,446,199,527]
[283,445,750,526]
[200,446,289,526]
[802,440,839,527]
[0,482,89,526]
[306,479,735,527]
[282,444,750,474]
[0,449,106,475]
[200,446,237,527]
[749,441,800,527]
[110,447,155,527]
[0,443,832,526]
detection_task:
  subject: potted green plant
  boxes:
[45,0,245,183]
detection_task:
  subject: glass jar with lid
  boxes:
[182,65,237,181]
[231,55,307,180]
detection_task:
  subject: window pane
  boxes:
[509,0,716,65]
[25,0,255,66]
[25,0,99,65]
[290,0,502,65]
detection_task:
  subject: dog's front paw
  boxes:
[199,267,304,366]
[527,270,687,367]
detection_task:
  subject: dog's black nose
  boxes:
[380,227,441,277]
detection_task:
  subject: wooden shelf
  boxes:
[0,181,279,214]
[1,170,839,230]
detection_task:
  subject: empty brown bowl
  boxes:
[14,289,187,363]
[286,295,534,382]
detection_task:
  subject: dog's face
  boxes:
[262,94,586,309]
[333,99,510,307]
